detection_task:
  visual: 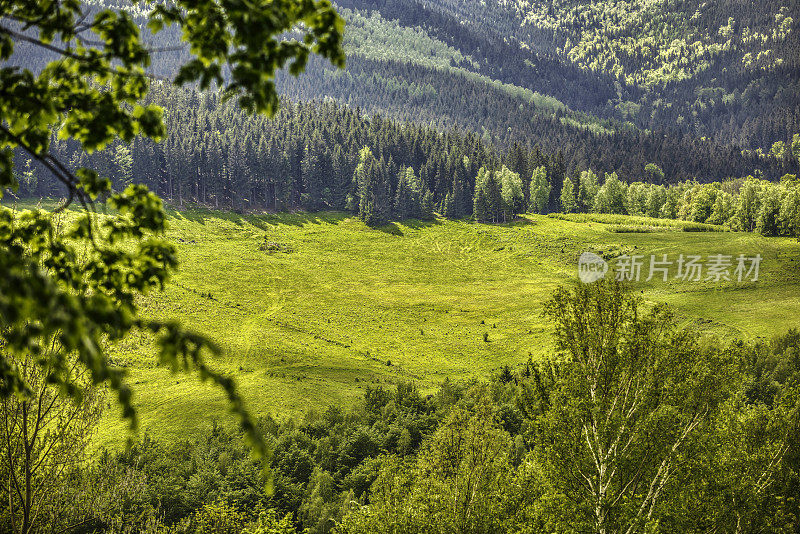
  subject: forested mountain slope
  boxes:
[334,0,800,147]
[5,0,798,190]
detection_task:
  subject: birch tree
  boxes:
[532,280,735,534]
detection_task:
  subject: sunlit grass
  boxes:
[9,204,792,447]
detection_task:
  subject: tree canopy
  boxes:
[0,0,345,472]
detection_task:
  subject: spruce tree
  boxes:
[577,169,600,213]
[112,144,133,189]
[442,192,454,218]
[357,152,391,226]
[448,163,469,219]
[394,167,421,219]
[420,189,435,220]
[331,145,350,210]
[473,166,505,222]
[474,187,489,222]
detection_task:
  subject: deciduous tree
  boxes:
[532,280,735,534]
[0,0,345,476]
[528,165,550,214]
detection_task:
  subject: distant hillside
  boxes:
[6,0,797,183]
[338,0,800,147]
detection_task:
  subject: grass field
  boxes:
[9,203,798,447]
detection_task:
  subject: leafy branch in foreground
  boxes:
[0,0,345,479]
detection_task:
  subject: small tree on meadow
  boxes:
[756,184,785,236]
[593,172,627,214]
[645,185,667,218]
[689,184,718,223]
[707,191,735,226]
[625,182,648,216]
[498,165,524,219]
[528,166,550,214]
[560,176,578,214]
[659,186,682,219]
[735,177,764,231]
[779,186,800,236]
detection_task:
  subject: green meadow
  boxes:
[51,207,795,447]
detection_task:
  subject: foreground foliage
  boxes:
[5,281,795,533]
[0,0,345,512]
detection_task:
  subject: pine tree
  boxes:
[420,189,435,220]
[301,148,324,210]
[473,167,505,222]
[448,163,469,219]
[331,145,350,210]
[353,146,373,214]
[442,192,454,218]
[474,187,489,223]
[394,167,421,219]
[357,150,391,226]
[550,151,566,212]
[112,143,133,189]
[577,169,599,213]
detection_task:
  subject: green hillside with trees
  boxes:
[2,0,799,532]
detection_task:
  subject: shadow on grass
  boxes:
[171,207,246,227]
[503,216,539,227]
[249,211,351,229]
[374,222,405,236]
[402,217,443,230]
[165,205,451,232]
[371,217,444,236]
[2,197,79,213]
[165,204,351,229]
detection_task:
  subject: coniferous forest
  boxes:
[2,0,800,533]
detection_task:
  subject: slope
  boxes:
[86,209,800,446]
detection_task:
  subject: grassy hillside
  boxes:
[83,208,800,447]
